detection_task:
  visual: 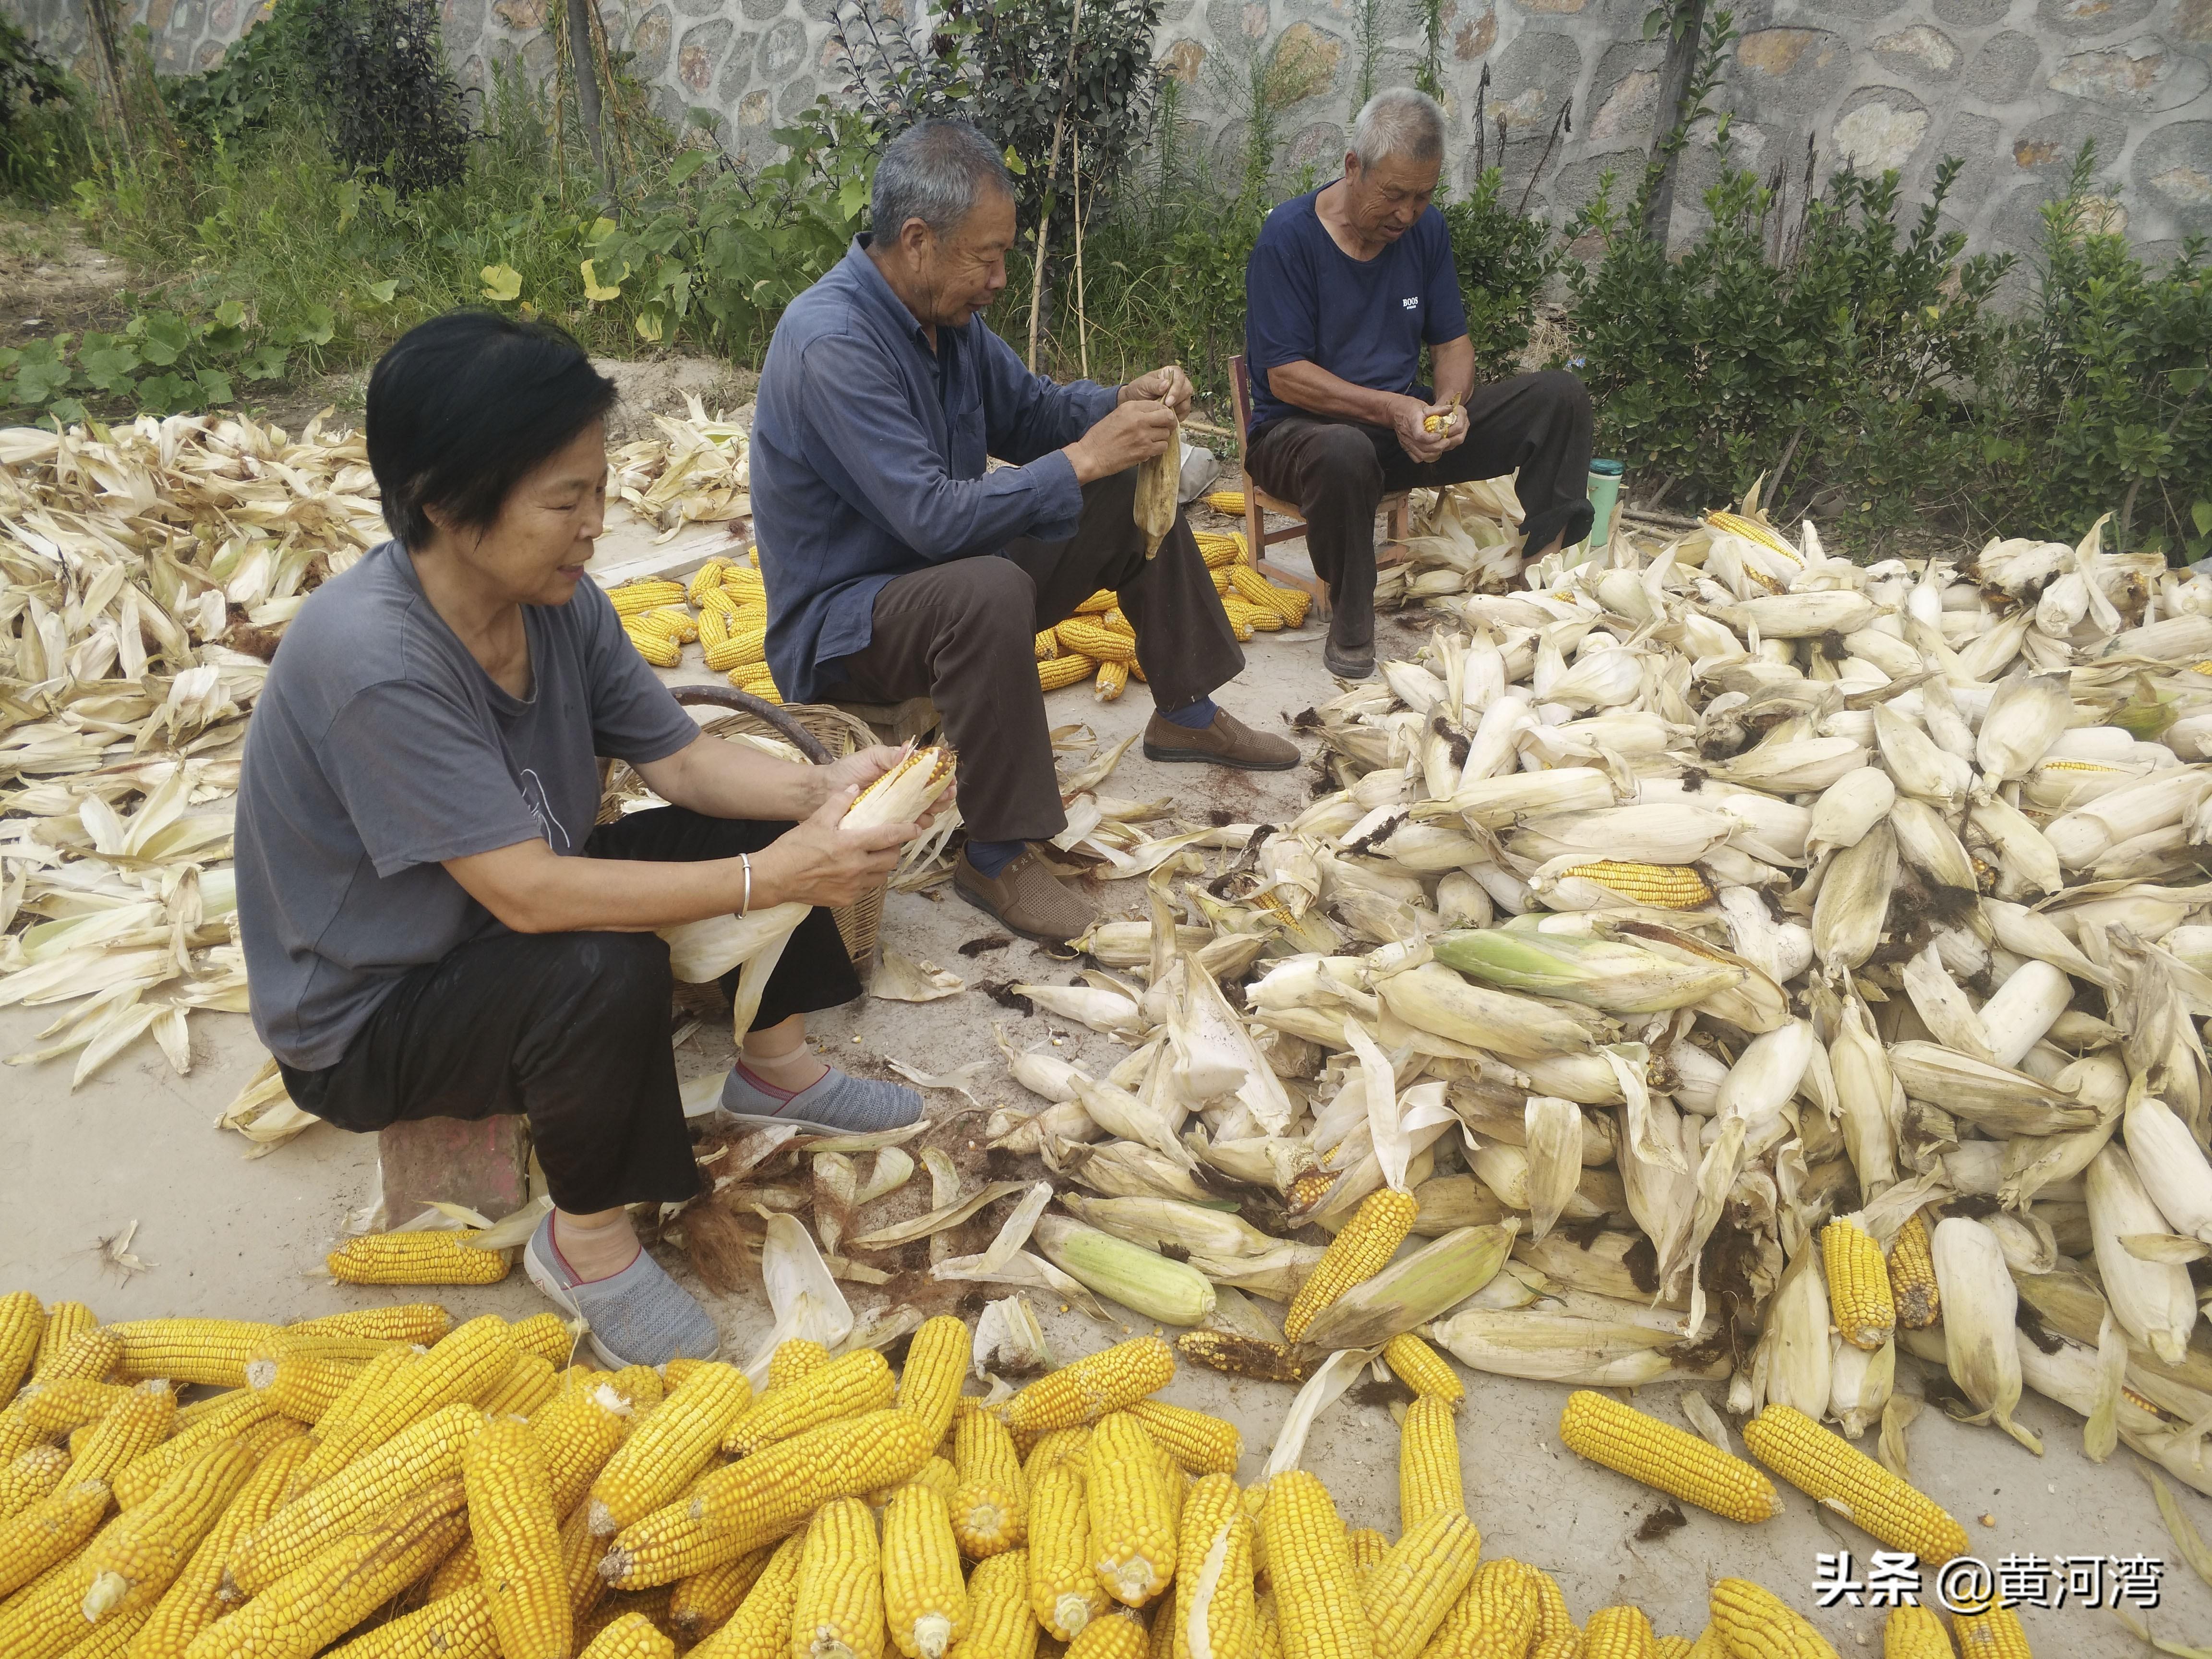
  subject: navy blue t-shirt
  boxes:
[1243,187,1469,435]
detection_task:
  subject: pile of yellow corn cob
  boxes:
[0,1294,1915,1659]
[609,556,782,703]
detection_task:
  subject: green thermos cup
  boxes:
[1587,459,1624,551]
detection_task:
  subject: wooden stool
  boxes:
[1228,353,1411,622]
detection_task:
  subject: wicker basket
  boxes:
[595,685,887,973]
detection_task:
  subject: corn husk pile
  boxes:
[0,405,757,1096]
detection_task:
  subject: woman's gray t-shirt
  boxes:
[234,541,699,1069]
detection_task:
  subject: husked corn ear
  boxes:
[67,1442,257,1647]
[731,664,784,701]
[1398,1395,1463,1533]
[288,1304,453,1346]
[102,1321,272,1390]
[293,1315,517,1491]
[1528,1569,1576,1659]
[1027,1439,1106,1639]
[580,1611,678,1659]
[1,1445,72,1518]
[592,1361,753,1535]
[1057,620,1139,664]
[1888,1214,1940,1330]
[611,580,687,616]
[1364,1511,1481,1659]
[1822,1221,1895,1351]
[1380,1334,1461,1405]
[1224,597,1284,633]
[793,1497,884,1659]
[1561,860,1715,909]
[1095,660,1130,701]
[112,1391,278,1508]
[1581,1607,1658,1658]
[71,1386,176,1486]
[1882,1605,1953,1658]
[958,1550,1038,1659]
[38,1329,122,1386]
[1076,589,1117,615]
[1035,629,1061,661]
[884,1483,967,1659]
[689,1531,805,1659]
[429,1536,484,1601]
[1703,512,1799,562]
[0,1292,45,1399]
[626,625,683,668]
[563,1504,614,1623]
[328,1231,511,1286]
[1656,1641,1695,1659]
[705,621,769,673]
[321,1587,497,1659]
[1087,1412,1177,1607]
[639,605,700,643]
[951,1400,1028,1558]
[1220,608,1254,642]
[482,1352,561,1420]
[465,1415,571,1659]
[226,1400,482,1598]
[769,1340,830,1391]
[1948,1604,2027,1658]
[1706,1579,1839,1658]
[876,1455,960,1508]
[1007,1339,1175,1438]
[129,1431,314,1659]
[1742,1405,1967,1563]
[1127,1401,1239,1476]
[724,1349,892,1458]
[602,1407,933,1588]
[510,1314,574,1367]
[1042,653,1098,691]
[895,1317,970,1447]
[1283,1189,1419,1343]
[580,1589,673,1650]
[690,559,733,606]
[607,1363,665,1422]
[1071,1613,1147,1659]
[0,1477,111,1598]
[1419,1557,1539,1659]
[1174,1334,1311,1386]
[1560,1392,1780,1523]
[1261,1472,1371,1659]
[670,1546,774,1641]
[284,1344,414,1486]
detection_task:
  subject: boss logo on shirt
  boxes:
[1402,297,1420,310]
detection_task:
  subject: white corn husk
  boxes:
[2124,1091,2212,1244]
[1979,960,2074,1069]
[1930,1216,2043,1454]
[1899,944,1995,1063]
[1713,1020,1817,1130]
[1828,1336,1896,1440]
[1428,1309,1728,1386]
[1888,1042,2097,1136]
[1966,788,2064,899]
[2086,1142,2201,1364]
[1709,736,1869,793]
[1545,648,1644,711]
[1508,804,1737,866]
[1430,924,1743,1015]
[1804,768,1895,860]
[1874,705,1973,805]
[2011,1316,2128,1463]
[1887,798,1979,896]
[1711,590,1875,638]
[1812,822,1899,972]
[1523,1094,1585,1241]
[1754,1243,1832,1420]
[2045,769,2212,870]
[1827,991,1899,1195]
[1438,767,1617,830]
[1976,672,2075,781]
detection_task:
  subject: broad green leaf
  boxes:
[480,264,524,302]
[581,259,625,302]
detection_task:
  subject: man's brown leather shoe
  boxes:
[1141,707,1300,770]
[954,847,1098,945]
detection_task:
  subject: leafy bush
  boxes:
[1,13,83,200]
[309,0,468,196]
[162,0,320,144]
[1442,168,1557,384]
[0,300,335,422]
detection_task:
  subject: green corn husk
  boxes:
[1296,1223,1517,1350]
[1031,1214,1216,1325]
[1430,926,1743,1014]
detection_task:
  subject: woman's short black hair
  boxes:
[366,310,619,550]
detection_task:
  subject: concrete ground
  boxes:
[3,498,2208,1653]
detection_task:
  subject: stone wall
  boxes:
[9,0,2207,264]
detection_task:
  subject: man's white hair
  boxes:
[1351,88,1445,169]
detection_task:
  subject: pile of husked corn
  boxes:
[610,556,783,703]
[0,1298,1933,1659]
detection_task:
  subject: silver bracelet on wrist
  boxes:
[739,853,752,917]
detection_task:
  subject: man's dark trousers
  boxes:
[817,467,1245,845]
[1245,369,1596,652]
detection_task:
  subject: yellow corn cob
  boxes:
[1283,1189,1419,1343]
[591,1362,751,1536]
[0,1478,111,1598]
[536,1375,637,1514]
[1741,1405,1969,1564]
[32,1303,96,1376]
[1021,1430,1088,1480]
[510,1314,574,1368]
[62,1443,258,1649]
[602,1407,933,1588]
[1227,596,1286,633]
[1035,629,1061,661]
[100,1322,271,1390]
[280,1345,414,1490]
[731,668,784,702]
[287,1303,453,1345]
[2,1445,72,1519]
[1560,1391,1780,1522]
[1888,1214,1940,1330]
[1262,1472,1371,1659]
[482,1353,560,1421]
[37,1330,122,1387]
[625,624,683,668]
[1703,512,1799,562]
[292,1314,517,1491]
[1382,1335,1462,1405]
[1707,1579,1839,1658]
[1221,608,1255,642]
[1087,1412,1177,1607]
[464,1415,570,1659]
[578,1612,677,1659]
[689,559,734,605]
[1212,565,1234,592]
[875,1453,960,1509]
[950,1399,1028,1558]
[127,1431,314,1659]
[169,1390,242,1435]
[1026,1435,1105,1639]
[1821,1220,1895,1350]
[71,1386,176,1487]
[1073,589,1117,614]
[1057,618,1139,664]
[1095,660,1130,701]
[1,1292,48,1398]
[883,1483,966,1659]
[1528,1569,1576,1659]
[1419,1556,1539,1659]
[724,558,767,593]
[638,605,700,643]
[1398,1395,1463,1533]
[705,621,769,673]
[1883,1605,1954,1658]
[226,1399,482,1598]
[1581,1607,1658,1659]
[610,580,687,616]
[1346,1527,1388,1590]
[700,603,733,653]
[563,1503,614,1623]
[722,1349,891,1458]
[328,1231,512,1286]
[1225,565,1292,625]
[1071,1613,1148,1659]
[792,1497,884,1659]
[1041,652,1098,691]
[322,1587,497,1659]
[669,1546,774,1642]
[959,1550,1037,1659]
[1201,495,1247,521]
[687,1531,805,1659]
[700,585,746,621]
[608,1363,665,1422]
[894,1316,968,1447]
[1150,1596,1178,1659]
[1006,1339,1175,1439]
[427,1532,483,1601]
[1656,1640,1695,1659]
[1257,1592,1284,1659]
[1126,1401,1239,1476]
[578,1587,673,1650]
[111,1391,277,1509]
[1169,1473,1254,1659]
[1174,1334,1311,1386]
[768,1340,830,1391]
[1559,860,1714,908]
[250,1347,362,1425]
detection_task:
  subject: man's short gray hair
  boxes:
[871,119,1014,239]
[1351,88,1445,169]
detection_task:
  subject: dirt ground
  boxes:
[1,374,2209,1651]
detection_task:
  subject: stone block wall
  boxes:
[9,0,2207,263]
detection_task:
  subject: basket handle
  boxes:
[673,685,834,765]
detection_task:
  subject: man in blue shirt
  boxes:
[752,120,1297,945]
[1244,88,1594,678]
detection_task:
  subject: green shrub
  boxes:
[1442,167,1557,385]
[1,13,85,201]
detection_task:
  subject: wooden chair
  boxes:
[1229,354,1411,622]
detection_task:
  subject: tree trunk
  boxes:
[1641,0,1708,247]
[566,0,608,192]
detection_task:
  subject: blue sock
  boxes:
[965,838,1025,878]
[1161,696,1220,731]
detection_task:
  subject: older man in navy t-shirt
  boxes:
[1243,88,1594,677]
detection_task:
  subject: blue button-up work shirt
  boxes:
[750,238,1121,703]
